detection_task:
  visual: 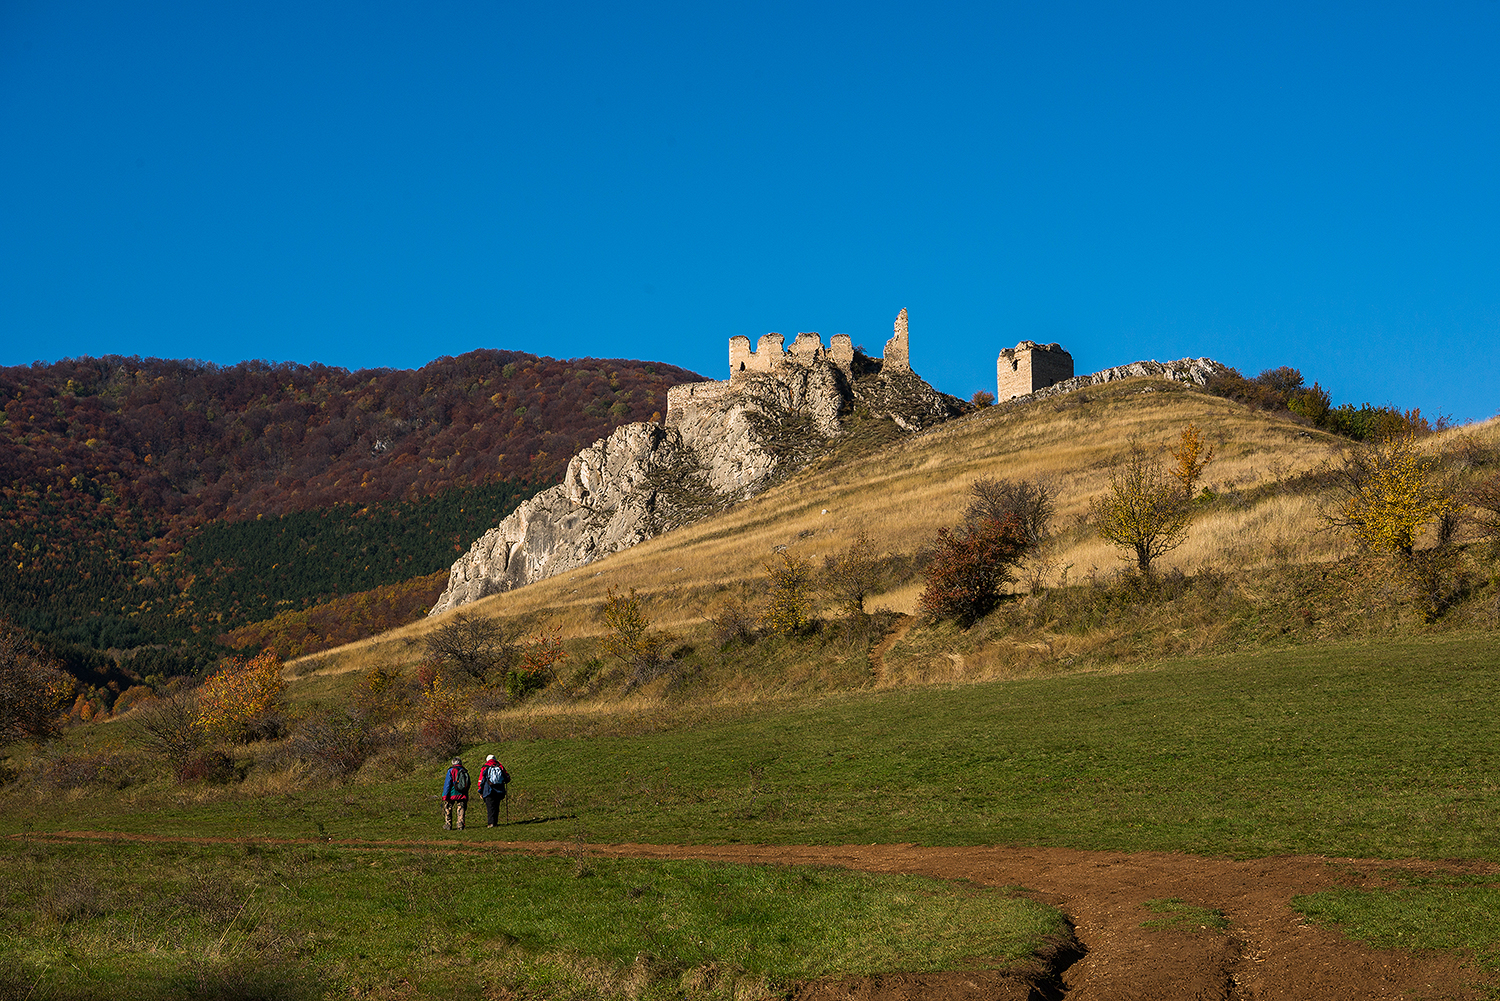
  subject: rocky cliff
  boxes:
[429,320,962,614]
[1024,357,1230,402]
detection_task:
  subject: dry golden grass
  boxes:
[289,383,1500,685]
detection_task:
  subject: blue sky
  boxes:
[2,1,1497,421]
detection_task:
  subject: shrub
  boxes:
[507,630,565,702]
[417,675,465,758]
[821,528,883,619]
[1168,422,1215,496]
[133,691,206,764]
[762,550,814,636]
[424,612,515,682]
[290,705,379,777]
[964,478,1052,549]
[918,515,1031,625]
[1326,434,1458,559]
[40,751,137,790]
[970,389,995,407]
[195,651,285,743]
[0,620,74,743]
[601,586,675,686]
[706,597,757,648]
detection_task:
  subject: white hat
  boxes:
[485,754,496,761]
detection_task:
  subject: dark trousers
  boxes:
[483,791,504,826]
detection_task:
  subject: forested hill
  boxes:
[0,349,703,677]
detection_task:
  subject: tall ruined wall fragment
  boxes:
[881,308,911,373]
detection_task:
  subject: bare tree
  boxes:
[424,612,515,682]
[965,478,1053,550]
[821,528,883,619]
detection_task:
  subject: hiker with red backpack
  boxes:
[442,757,470,830]
[478,754,509,827]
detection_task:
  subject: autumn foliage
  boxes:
[918,515,1031,625]
[1330,434,1459,559]
[0,618,74,742]
[194,651,285,742]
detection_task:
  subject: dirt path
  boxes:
[869,614,914,680]
[21,833,1495,999]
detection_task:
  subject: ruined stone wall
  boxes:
[729,333,785,375]
[881,308,911,373]
[789,332,824,363]
[829,334,854,371]
[997,341,1074,399]
[665,380,737,428]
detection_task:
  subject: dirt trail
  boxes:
[21,833,1495,999]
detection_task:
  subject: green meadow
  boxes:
[5,632,1500,996]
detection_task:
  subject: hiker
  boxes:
[478,754,510,827]
[442,757,470,830]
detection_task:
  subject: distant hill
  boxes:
[0,349,704,676]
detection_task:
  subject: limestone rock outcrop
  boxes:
[429,316,962,614]
[1023,357,1229,402]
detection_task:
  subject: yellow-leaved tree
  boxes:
[1330,433,1457,559]
[1091,442,1193,580]
[195,651,284,742]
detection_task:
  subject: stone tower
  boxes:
[996,341,1074,399]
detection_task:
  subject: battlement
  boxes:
[725,309,909,380]
[997,341,1074,400]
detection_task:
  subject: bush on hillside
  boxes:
[763,551,815,636]
[918,515,1031,626]
[1326,434,1459,560]
[964,478,1053,549]
[507,630,565,702]
[1205,366,1438,442]
[424,612,516,683]
[821,528,883,620]
[195,651,285,743]
[0,621,74,743]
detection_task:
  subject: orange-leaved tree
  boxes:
[195,651,285,742]
[1168,422,1215,497]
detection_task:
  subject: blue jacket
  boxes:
[478,761,508,797]
[442,764,469,802]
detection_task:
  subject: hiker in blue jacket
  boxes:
[477,754,509,827]
[442,757,469,830]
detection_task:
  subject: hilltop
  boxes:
[302,373,1500,700]
[0,350,703,677]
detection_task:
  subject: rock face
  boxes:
[429,316,963,614]
[1023,357,1229,402]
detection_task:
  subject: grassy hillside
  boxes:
[299,377,1498,691]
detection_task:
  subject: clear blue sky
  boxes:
[3,1,1497,421]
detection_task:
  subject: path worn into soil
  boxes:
[23,833,1497,999]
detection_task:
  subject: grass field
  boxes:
[0,840,1064,1000]
[11,632,1500,856]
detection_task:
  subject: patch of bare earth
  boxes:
[27,834,1496,999]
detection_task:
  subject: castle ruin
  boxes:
[670,309,919,425]
[997,341,1074,400]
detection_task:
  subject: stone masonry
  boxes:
[996,341,1075,399]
